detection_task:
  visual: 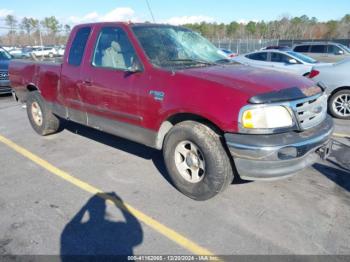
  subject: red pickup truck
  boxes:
[10,22,333,200]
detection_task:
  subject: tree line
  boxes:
[1,14,350,47]
[184,14,350,41]
[0,15,71,46]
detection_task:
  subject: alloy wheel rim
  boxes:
[333,94,350,117]
[31,102,43,126]
[174,140,206,183]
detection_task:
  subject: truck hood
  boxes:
[178,64,316,98]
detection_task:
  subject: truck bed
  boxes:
[9,59,62,103]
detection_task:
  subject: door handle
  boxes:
[83,79,93,86]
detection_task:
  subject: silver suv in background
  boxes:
[293,42,350,63]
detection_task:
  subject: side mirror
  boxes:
[336,50,344,55]
[288,59,298,64]
[127,58,143,74]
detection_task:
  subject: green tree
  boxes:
[41,16,60,35]
[341,14,350,23]
[21,17,32,35]
[28,18,39,31]
[227,22,239,37]
[246,21,257,37]
[326,20,338,39]
[5,14,17,30]
[21,17,31,44]
[5,15,17,45]
[256,21,268,38]
[64,24,71,36]
[41,16,61,44]
[310,17,318,25]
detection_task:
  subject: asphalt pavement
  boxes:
[0,94,349,257]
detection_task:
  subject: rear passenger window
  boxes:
[68,27,91,66]
[294,45,309,52]
[310,45,326,53]
[246,52,268,61]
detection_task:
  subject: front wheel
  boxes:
[329,90,350,119]
[26,91,61,136]
[163,121,234,201]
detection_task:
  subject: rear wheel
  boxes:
[26,91,61,136]
[163,121,234,201]
[329,89,350,119]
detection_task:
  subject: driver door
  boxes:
[79,26,149,138]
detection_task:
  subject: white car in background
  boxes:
[8,48,23,58]
[57,47,65,56]
[309,58,350,119]
[31,47,58,58]
[233,49,329,76]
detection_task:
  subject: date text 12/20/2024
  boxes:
[128,255,221,261]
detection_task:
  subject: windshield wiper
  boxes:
[168,59,218,66]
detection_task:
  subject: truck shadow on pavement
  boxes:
[63,120,174,184]
[60,192,143,259]
[63,120,248,187]
[313,139,350,193]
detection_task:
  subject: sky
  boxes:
[0,0,349,26]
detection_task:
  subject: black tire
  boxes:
[329,89,350,120]
[26,91,61,136]
[163,121,234,201]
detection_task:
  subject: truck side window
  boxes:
[68,27,91,66]
[92,27,137,70]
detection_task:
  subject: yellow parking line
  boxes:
[333,133,349,138]
[0,134,214,256]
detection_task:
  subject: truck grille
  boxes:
[0,71,9,80]
[291,93,328,130]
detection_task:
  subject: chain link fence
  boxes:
[211,39,279,55]
[210,38,350,55]
[279,39,350,48]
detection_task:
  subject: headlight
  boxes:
[239,105,294,133]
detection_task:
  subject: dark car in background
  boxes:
[262,45,291,51]
[0,47,12,95]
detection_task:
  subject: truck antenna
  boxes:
[145,0,156,23]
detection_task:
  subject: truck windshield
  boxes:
[132,25,229,69]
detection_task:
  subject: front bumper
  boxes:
[0,80,11,94]
[225,116,334,181]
